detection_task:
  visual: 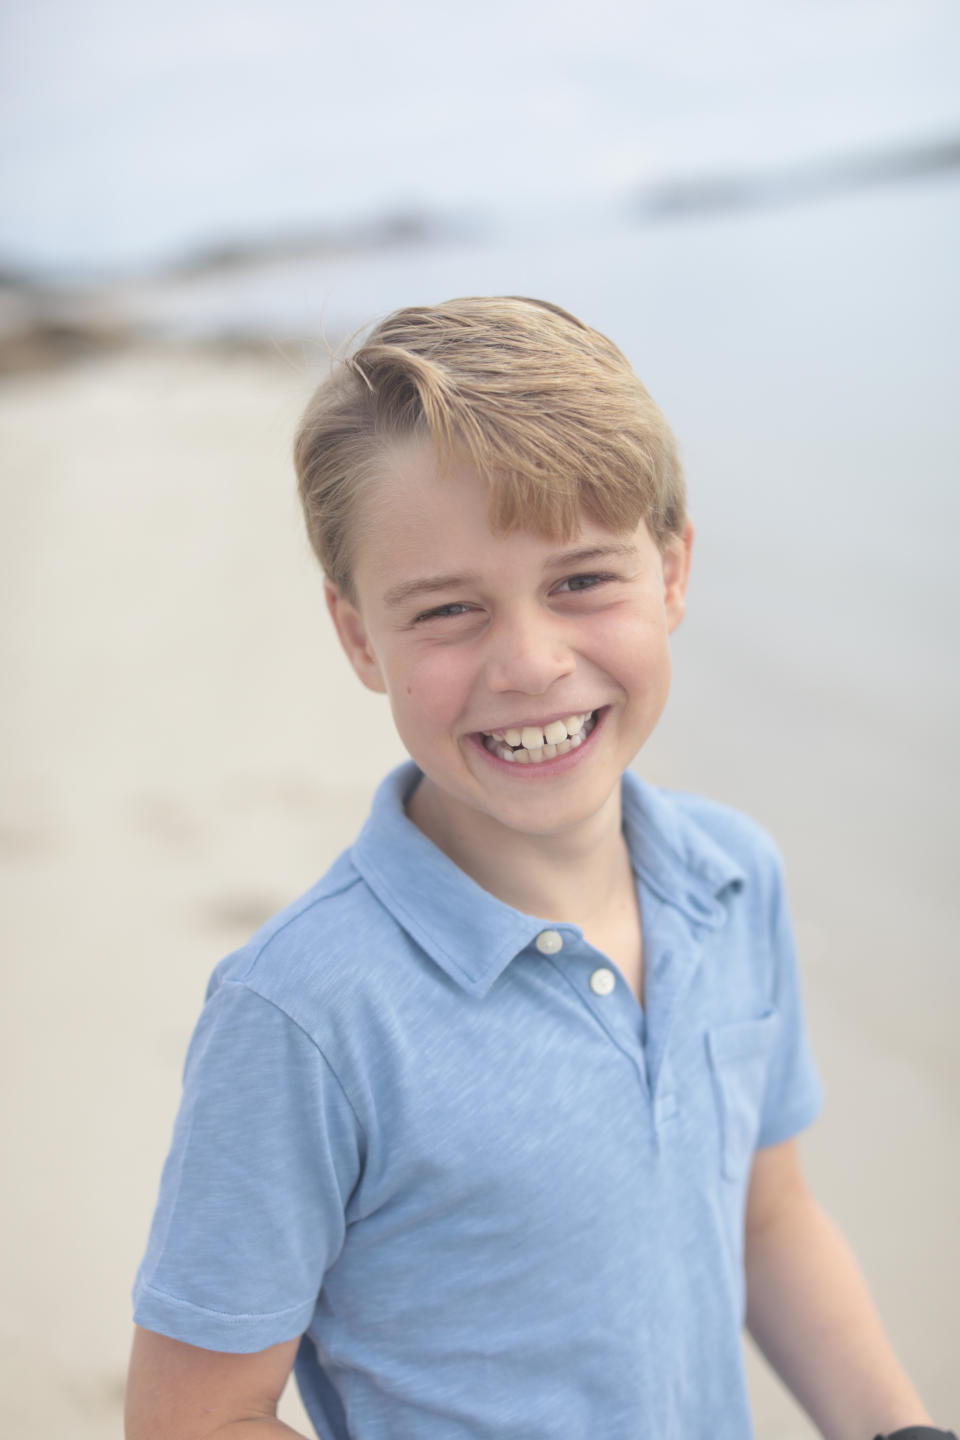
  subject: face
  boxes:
[327,440,693,850]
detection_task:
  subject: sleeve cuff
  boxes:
[756,1081,824,1150]
[132,1278,315,1354]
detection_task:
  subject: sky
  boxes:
[1,0,958,273]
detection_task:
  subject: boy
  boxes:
[126,297,949,1439]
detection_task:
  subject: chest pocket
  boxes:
[706,1010,780,1181]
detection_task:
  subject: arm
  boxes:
[744,1138,931,1440]
[124,1326,311,1440]
[129,987,359,1437]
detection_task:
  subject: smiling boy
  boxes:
[126,298,946,1440]
[328,436,686,997]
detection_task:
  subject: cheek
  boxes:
[595,614,673,700]
[595,610,665,664]
[384,650,473,734]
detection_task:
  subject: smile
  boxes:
[479,710,599,764]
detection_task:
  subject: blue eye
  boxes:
[557,573,610,593]
[414,602,473,622]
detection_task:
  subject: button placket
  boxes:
[576,957,649,1098]
[533,931,648,1096]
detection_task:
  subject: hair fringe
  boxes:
[294,296,685,600]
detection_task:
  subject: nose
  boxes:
[483,607,576,696]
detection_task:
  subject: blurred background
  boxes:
[1,1,958,1434]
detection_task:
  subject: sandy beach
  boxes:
[1,340,956,1436]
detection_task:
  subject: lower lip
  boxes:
[468,708,607,776]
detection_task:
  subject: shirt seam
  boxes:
[219,980,369,1148]
[141,980,367,1295]
[137,1278,316,1323]
[234,869,365,985]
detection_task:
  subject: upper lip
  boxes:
[474,707,599,735]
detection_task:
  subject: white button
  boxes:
[589,967,616,996]
[535,929,563,955]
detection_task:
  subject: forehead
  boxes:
[351,439,650,600]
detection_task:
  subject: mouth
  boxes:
[477,710,600,765]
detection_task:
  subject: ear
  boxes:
[662,520,694,634]
[325,581,387,694]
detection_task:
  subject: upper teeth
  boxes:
[486,714,589,747]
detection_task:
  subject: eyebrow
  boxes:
[383,573,484,608]
[381,543,640,609]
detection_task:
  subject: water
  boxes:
[3,0,954,842]
[107,173,960,897]
[2,0,958,274]
[130,177,960,700]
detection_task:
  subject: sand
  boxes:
[1,345,956,1436]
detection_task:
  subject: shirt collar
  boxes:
[351,762,746,998]
[620,770,747,925]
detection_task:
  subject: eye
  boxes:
[413,601,475,623]
[553,572,613,594]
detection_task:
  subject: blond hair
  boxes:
[295,296,685,599]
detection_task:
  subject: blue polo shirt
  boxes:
[133,762,822,1439]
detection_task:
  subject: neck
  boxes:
[406,776,632,924]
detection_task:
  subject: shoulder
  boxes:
[201,819,428,1063]
[624,771,784,890]
[646,787,801,979]
[661,788,784,879]
[622,772,794,952]
[207,843,394,1009]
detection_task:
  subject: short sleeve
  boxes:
[132,979,363,1352]
[756,856,823,1148]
